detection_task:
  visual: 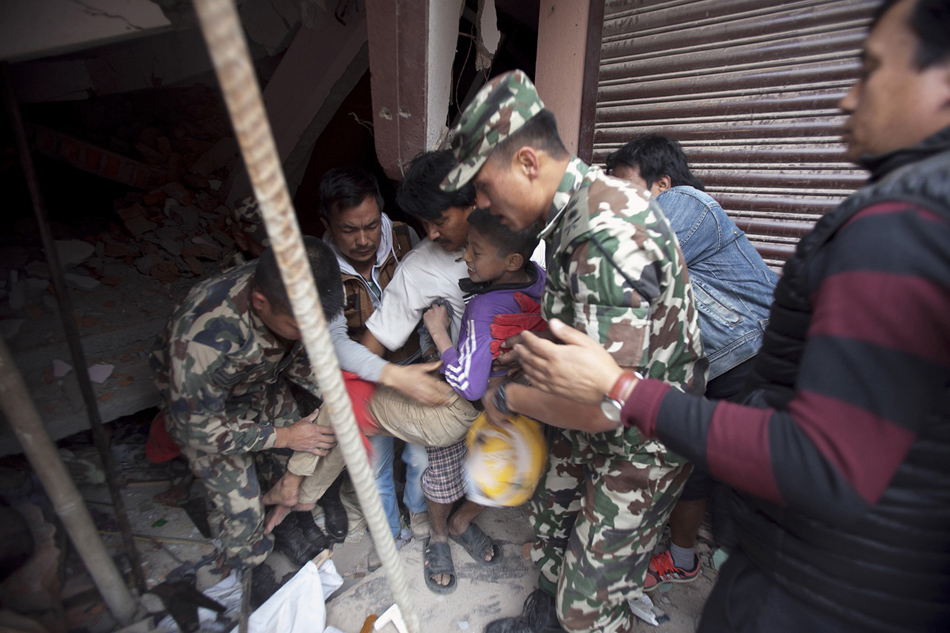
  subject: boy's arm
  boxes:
[440,308,497,401]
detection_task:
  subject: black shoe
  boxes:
[270,518,318,566]
[317,473,348,543]
[293,511,330,553]
[485,589,565,633]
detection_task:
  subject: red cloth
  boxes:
[341,371,378,456]
[146,410,182,463]
[489,291,548,358]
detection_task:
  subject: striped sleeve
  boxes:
[625,202,950,522]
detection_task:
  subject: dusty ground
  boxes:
[3,421,721,633]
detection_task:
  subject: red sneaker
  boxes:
[643,549,700,592]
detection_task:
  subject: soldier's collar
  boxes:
[537,156,589,240]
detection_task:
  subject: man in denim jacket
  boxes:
[607,135,778,590]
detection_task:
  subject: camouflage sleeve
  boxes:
[282,351,325,402]
[549,221,669,372]
[166,340,277,454]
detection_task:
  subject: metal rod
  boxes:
[190,1,420,630]
[0,62,147,595]
[0,335,139,624]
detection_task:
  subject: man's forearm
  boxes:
[507,383,618,433]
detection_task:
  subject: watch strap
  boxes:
[608,371,641,405]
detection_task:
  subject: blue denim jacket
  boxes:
[656,186,778,379]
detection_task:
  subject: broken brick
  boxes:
[157,136,172,157]
[184,256,203,276]
[162,182,192,206]
[100,276,122,287]
[143,190,167,206]
[102,238,140,258]
[80,316,101,328]
[123,215,156,236]
[180,244,202,258]
[97,393,114,403]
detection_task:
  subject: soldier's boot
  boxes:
[485,589,566,633]
[317,473,348,543]
[293,510,331,554]
[270,517,318,566]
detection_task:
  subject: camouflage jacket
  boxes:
[540,157,707,400]
[151,262,321,455]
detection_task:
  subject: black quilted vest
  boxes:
[734,127,950,633]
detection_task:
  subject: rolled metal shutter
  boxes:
[593,0,878,267]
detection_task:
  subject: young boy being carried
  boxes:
[416,208,546,590]
[424,208,546,402]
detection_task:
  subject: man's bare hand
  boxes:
[515,318,625,406]
[274,409,337,454]
[380,361,453,407]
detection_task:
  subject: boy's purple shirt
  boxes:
[440,263,546,400]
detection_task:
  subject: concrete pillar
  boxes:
[535,0,591,154]
[366,0,464,180]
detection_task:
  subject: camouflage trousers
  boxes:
[530,425,691,633]
[181,444,289,570]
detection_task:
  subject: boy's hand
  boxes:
[423,303,450,334]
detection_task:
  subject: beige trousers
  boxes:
[288,386,479,504]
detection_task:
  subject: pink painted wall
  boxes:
[535,0,591,154]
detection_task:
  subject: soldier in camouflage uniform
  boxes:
[442,71,707,632]
[151,237,344,569]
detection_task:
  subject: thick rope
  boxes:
[191,1,419,630]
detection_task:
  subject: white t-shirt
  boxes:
[365,238,469,351]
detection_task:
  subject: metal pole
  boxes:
[1,63,147,595]
[0,335,139,624]
[190,1,420,631]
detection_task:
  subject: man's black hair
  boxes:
[467,208,539,265]
[490,109,569,166]
[318,167,384,219]
[253,236,344,319]
[397,150,476,222]
[874,0,950,69]
[605,135,706,191]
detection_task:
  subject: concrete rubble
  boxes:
[0,85,243,456]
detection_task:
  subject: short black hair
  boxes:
[253,236,344,319]
[489,109,569,167]
[397,150,476,222]
[605,135,705,191]
[874,0,950,69]
[467,208,539,265]
[318,167,384,219]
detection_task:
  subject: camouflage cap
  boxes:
[441,70,545,192]
[229,196,269,247]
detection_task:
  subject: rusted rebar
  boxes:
[1,62,146,596]
[0,335,139,624]
[190,1,420,631]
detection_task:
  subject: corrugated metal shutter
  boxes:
[593,0,878,267]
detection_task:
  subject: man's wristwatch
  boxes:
[493,380,512,415]
[600,371,643,423]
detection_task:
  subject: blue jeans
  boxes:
[369,435,428,537]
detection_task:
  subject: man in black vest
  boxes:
[511,1,950,631]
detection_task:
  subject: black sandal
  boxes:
[423,538,457,594]
[450,523,502,567]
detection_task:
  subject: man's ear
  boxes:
[514,147,541,181]
[655,175,672,194]
[506,252,525,272]
[321,216,331,234]
[251,290,269,312]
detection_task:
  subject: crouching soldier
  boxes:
[150,237,345,569]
